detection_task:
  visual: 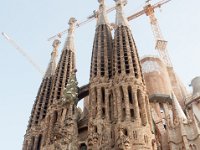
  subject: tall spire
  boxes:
[112,0,143,79]
[110,1,155,148]
[87,1,113,149]
[44,39,60,78]
[89,1,112,79]
[26,40,60,129]
[114,0,129,27]
[49,17,77,104]
[171,92,187,121]
[63,17,77,52]
[96,0,110,26]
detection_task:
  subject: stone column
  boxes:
[123,85,131,121]
[182,136,189,150]
[145,96,153,131]
[33,136,39,150]
[113,89,118,121]
[133,92,140,121]
[116,87,122,122]
[141,92,148,125]
[105,88,110,121]
[97,87,102,119]
[27,137,34,150]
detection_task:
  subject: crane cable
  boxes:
[2,32,44,75]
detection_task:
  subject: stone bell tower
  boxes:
[41,17,78,149]
[111,0,156,149]
[23,39,60,150]
[87,0,113,149]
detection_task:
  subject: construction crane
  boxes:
[2,32,44,74]
[127,0,172,67]
[48,0,171,67]
[48,0,127,41]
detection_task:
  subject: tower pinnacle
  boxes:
[63,17,77,52]
[114,0,129,27]
[171,92,187,121]
[44,39,60,78]
[49,17,77,104]
[96,0,110,27]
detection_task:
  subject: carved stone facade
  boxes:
[140,55,200,150]
[23,0,200,150]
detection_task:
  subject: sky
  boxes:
[0,0,200,149]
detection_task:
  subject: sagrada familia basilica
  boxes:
[22,0,200,149]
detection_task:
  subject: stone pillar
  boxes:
[113,89,118,121]
[27,137,34,150]
[116,87,122,122]
[134,92,140,121]
[105,89,110,121]
[145,96,153,131]
[123,86,131,121]
[182,136,189,150]
[97,87,102,119]
[33,136,39,150]
[22,140,28,150]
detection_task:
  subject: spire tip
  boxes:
[68,17,77,26]
[52,39,61,48]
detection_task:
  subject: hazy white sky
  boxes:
[0,0,200,149]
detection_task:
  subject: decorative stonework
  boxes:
[142,61,161,74]
[23,1,200,150]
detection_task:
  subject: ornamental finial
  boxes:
[114,0,129,27]
[63,17,77,52]
[96,0,110,27]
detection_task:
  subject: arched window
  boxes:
[128,86,133,104]
[94,126,97,133]
[109,93,113,121]
[120,86,124,103]
[122,108,126,122]
[30,136,35,150]
[80,143,87,150]
[102,107,105,119]
[53,111,58,125]
[72,106,75,115]
[37,134,42,150]
[101,87,105,104]
[123,128,128,136]
[137,89,142,118]
[130,109,135,120]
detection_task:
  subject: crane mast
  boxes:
[144,0,172,67]
[2,32,44,74]
[127,0,172,66]
[48,0,172,67]
[2,0,172,75]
